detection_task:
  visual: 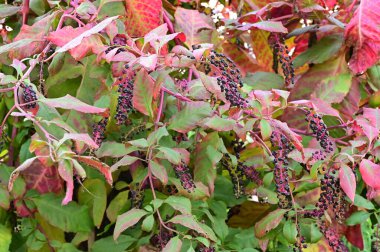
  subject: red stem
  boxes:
[22,0,30,25]
[155,90,165,127]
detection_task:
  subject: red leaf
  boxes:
[58,160,74,205]
[124,0,162,37]
[22,159,63,194]
[48,25,103,61]
[345,224,364,250]
[339,164,356,202]
[359,159,380,190]
[9,13,56,59]
[76,156,113,185]
[345,0,380,74]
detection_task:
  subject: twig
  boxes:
[249,130,272,156]
[155,90,165,127]
[161,87,192,102]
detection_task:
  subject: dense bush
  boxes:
[0,0,380,251]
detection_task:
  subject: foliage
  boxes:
[1,0,380,251]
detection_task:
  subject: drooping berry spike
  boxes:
[306,170,347,222]
[319,221,348,252]
[273,38,295,88]
[130,188,144,209]
[241,162,262,185]
[174,163,196,192]
[221,155,245,198]
[115,69,135,125]
[92,117,108,147]
[150,223,175,249]
[305,109,334,160]
[202,48,247,108]
[21,84,37,108]
[270,131,294,208]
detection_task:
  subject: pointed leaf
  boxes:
[254,209,287,238]
[40,95,108,116]
[149,159,168,184]
[339,164,356,202]
[162,236,182,252]
[114,209,147,240]
[132,69,155,117]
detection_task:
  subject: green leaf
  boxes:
[78,179,107,228]
[147,126,169,145]
[114,209,148,240]
[202,116,236,131]
[169,215,217,241]
[254,209,287,238]
[244,72,284,91]
[313,73,352,104]
[0,224,11,252]
[149,159,168,184]
[106,191,130,223]
[294,35,343,67]
[283,220,297,243]
[0,4,20,18]
[158,147,181,165]
[110,155,139,172]
[165,196,192,215]
[32,193,93,232]
[353,194,375,210]
[128,138,149,148]
[194,132,224,194]
[92,235,136,252]
[162,236,182,252]
[141,214,154,232]
[346,211,371,226]
[132,68,155,117]
[169,101,213,133]
[95,142,137,158]
[259,119,272,140]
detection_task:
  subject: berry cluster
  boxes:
[115,67,135,125]
[306,170,347,222]
[319,221,348,252]
[273,38,295,88]
[270,132,294,209]
[21,84,37,108]
[240,162,262,185]
[150,223,175,250]
[130,188,144,209]
[232,138,245,159]
[221,155,245,198]
[305,109,334,159]
[197,46,247,107]
[198,245,216,252]
[105,34,127,54]
[92,117,108,147]
[174,163,196,192]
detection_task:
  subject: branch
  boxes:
[22,0,30,25]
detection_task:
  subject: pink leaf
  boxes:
[132,68,155,117]
[175,7,214,46]
[48,16,119,60]
[58,160,74,205]
[8,157,39,191]
[270,119,304,153]
[339,164,356,202]
[59,133,99,150]
[345,0,380,74]
[363,108,380,128]
[40,95,108,116]
[237,21,288,33]
[359,159,380,190]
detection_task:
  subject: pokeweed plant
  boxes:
[0,0,380,251]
